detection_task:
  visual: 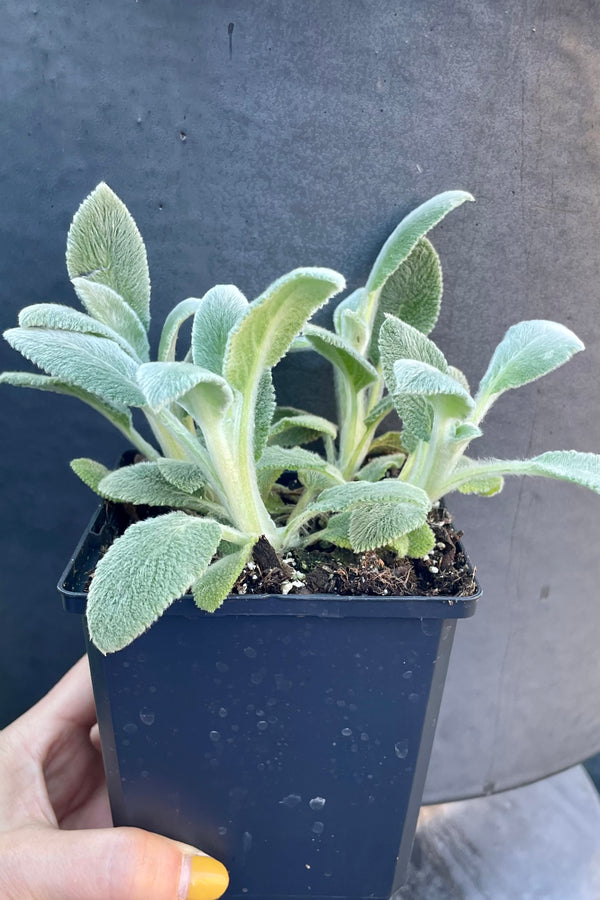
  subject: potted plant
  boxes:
[2,185,599,899]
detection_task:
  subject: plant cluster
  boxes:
[2,185,599,653]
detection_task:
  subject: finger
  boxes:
[89,723,101,753]
[29,656,97,731]
[0,825,229,900]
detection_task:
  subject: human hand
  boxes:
[0,656,229,900]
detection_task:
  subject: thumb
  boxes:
[0,825,229,900]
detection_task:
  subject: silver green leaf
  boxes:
[366,191,474,295]
[18,303,141,361]
[406,523,436,558]
[87,511,222,652]
[364,394,394,428]
[370,237,442,362]
[155,458,207,493]
[254,370,276,461]
[66,183,151,329]
[3,327,145,407]
[475,320,584,419]
[192,541,255,612]
[348,500,429,553]
[269,409,338,447]
[136,361,233,415]
[158,298,203,362]
[303,324,379,392]
[379,315,448,389]
[257,445,344,496]
[392,360,474,421]
[516,451,600,493]
[367,431,406,455]
[0,371,133,432]
[70,458,111,493]
[72,278,150,361]
[224,267,345,393]
[192,285,249,375]
[309,479,430,514]
[316,511,354,549]
[98,462,203,508]
[356,453,406,482]
[333,287,366,335]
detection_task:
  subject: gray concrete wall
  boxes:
[1,1,599,799]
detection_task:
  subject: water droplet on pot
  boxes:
[409,693,419,704]
[341,727,352,737]
[267,714,278,724]
[218,707,228,718]
[360,732,369,742]
[243,646,257,658]
[312,821,324,835]
[309,797,326,810]
[280,793,302,807]
[255,708,265,716]
[336,699,346,708]
[395,740,409,759]
[242,831,252,852]
[209,730,221,742]
[141,770,149,779]
[123,722,138,735]
[257,720,268,731]
[218,825,228,835]
[139,708,155,726]
[402,670,413,680]
[216,661,229,673]
[250,671,264,685]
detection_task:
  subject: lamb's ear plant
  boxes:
[3,185,600,655]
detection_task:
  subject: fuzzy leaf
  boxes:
[70,458,111,493]
[366,191,474,295]
[371,238,442,362]
[303,324,378,392]
[257,446,343,495]
[392,360,474,420]
[224,267,345,393]
[518,451,600,493]
[451,423,483,443]
[389,534,409,557]
[66,183,150,329]
[192,541,254,612]
[3,327,145,407]
[379,315,448,389]
[476,320,584,412]
[348,501,429,553]
[448,365,470,393]
[136,362,233,415]
[333,287,366,335]
[364,394,395,428]
[158,298,203,362]
[368,431,406,455]
[18,303,140,361]
[356,454,406,482]
[457,474,505,496]
[98,462,202,508]
[72,278,150,361]
[309,479,430,514]
[192,285,249,374]
[0,371,134,431]
[254,370,276,461]
[269,409,337,447]
[406,523,436,558]
[316,511,353,549]
[87,511,222,652]
[155,458,207,493]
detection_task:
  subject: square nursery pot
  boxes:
[58,495,479,900]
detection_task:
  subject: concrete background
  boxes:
[1,1,599,800]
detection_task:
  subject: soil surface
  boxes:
[234,506,476,598]
[91,500,477,599]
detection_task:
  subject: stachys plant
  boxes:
[2,185,599,653]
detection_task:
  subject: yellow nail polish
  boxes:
[186,854,229,900]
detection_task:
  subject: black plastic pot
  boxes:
[59,500,479,900]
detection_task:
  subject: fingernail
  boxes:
[179,853,229,900]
